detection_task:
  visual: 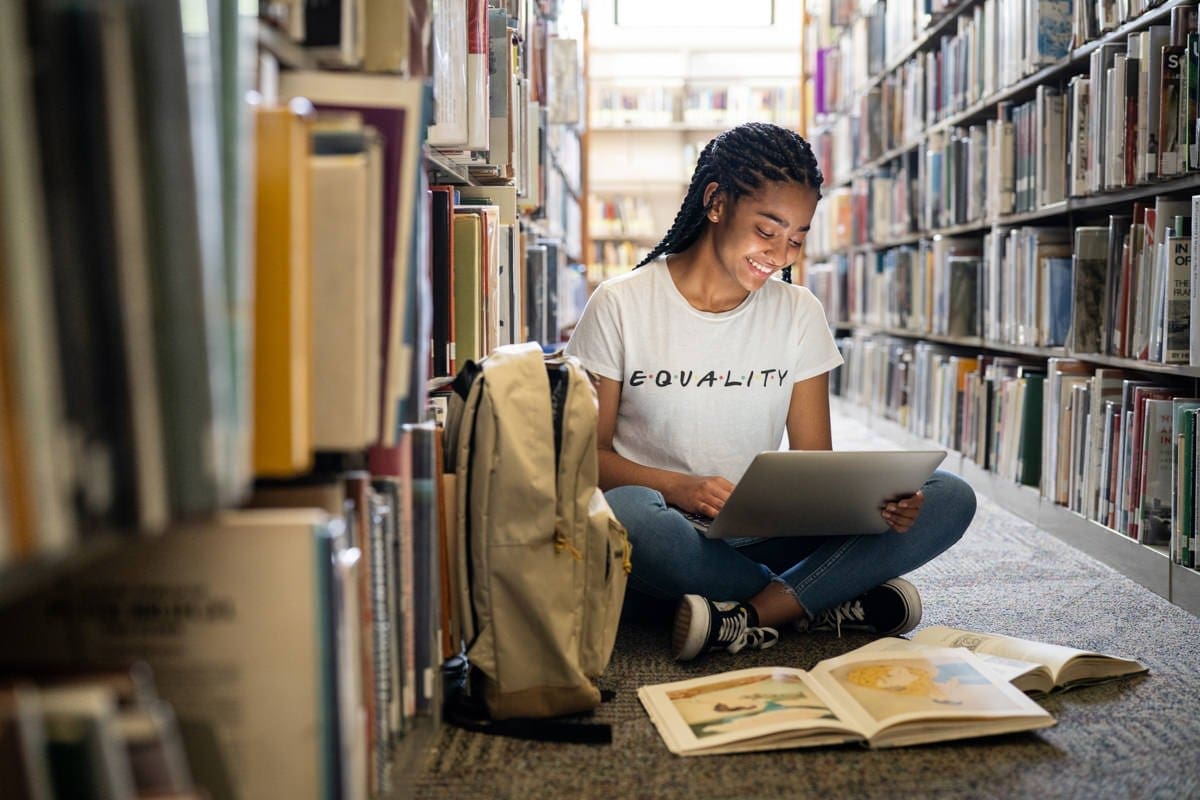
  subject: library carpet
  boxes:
[406,408,1200,800]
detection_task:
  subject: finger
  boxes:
[882,508,915,532]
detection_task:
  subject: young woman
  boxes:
[564,122,977,661]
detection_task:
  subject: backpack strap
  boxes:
[451,358,483,400]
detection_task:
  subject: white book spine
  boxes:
[1165,235,1191,363]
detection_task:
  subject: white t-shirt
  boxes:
[564,259,844,484]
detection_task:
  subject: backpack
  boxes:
[441,342,631,742]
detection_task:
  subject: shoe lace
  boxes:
[814,599,866,638]
[720,609,780,654]
[715,607,748,648]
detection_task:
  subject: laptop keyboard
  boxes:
[678,509,714,531]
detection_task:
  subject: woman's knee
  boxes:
[923,469,977,544]
[605,485,667,529]
[604,485,683,556]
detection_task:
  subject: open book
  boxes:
[638,646,1054,756]
[857,626,1148,696]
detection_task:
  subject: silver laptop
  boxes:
[686,450,947,539]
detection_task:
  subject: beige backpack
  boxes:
[443,342,631,740]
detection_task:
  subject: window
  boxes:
[614,0,775,28]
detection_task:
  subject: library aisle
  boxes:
[405,403,1200,800]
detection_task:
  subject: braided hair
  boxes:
[635,122,824,271]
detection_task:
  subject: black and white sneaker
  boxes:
[796,578,923,637]
[672,595,780,661]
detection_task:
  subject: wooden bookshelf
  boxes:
[807,0,1200,617]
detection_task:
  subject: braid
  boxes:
[635,123,824,269]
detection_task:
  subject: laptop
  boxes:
[684,450,947,539]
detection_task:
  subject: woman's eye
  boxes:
[756,228,773,238]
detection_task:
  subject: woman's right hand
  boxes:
[670,475,735,517]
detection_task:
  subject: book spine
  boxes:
[466,0,490,151]
[1190,33,1200,170]
[1165,235,1191,363]
[1191,195,1200,365]
[1124,56,1140,188]
[1158,46,1185,178]
[1192,408,1200,566]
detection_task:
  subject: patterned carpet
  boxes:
[405,408,1200,800]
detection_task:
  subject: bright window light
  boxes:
[615,0,775,27]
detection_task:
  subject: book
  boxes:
[0,509,357,800]
[133,0,235,518]
[1188,32,1200,171]
[304,0,364,68]
[95,0,172,532]
[945,256,981,337]
[1172,399,1200,564]
[1190,407,1200,565]
[1069,227,1109,354]
[0,0,76,555]
[861,626,1148,695]
[1102,214,1132,356]
[0,684,54,799]
[1137,197,1192,360]
[1137,26,1171,182]
[637,645,1055,756]
[252,102,314,477]
[1163,216,1191,364]
[39,685,137,798]
[465,0,490,150]
[1067,76,1090,196]
[1139,398,1178,544]
[452,211,484,365]
[309,134,374,451]
[487,7,515,175]
[1084,369,1131,520]
[426,0,467,148]
[1043,256,1073,347]
[1158,45,1186,178]
[1192,196,1200,367]
[428,185,457,377]
[364,0,410,73]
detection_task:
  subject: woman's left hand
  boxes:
[883,490,924,533]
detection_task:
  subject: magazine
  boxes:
[637,646,1055,756]
[857,626,1148,696]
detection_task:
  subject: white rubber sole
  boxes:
[671,594,711,661]
[883,577,923,635]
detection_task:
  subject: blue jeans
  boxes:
[605,469,976,618]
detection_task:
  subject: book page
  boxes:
[854,637,1053,693]
[637,667,863,756]
[809,647,1051,745]
[911,625,1142,685]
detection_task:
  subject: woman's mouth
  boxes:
[747,256,776,278]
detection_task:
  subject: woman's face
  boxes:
[707,180,820,293]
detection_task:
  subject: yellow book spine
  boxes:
[253,102,314,477]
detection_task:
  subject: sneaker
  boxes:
[672,594,780,661]
[796,578,922,637]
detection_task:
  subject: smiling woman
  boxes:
[563,121,978,664]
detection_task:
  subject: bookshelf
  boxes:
[805,0,1200,617]
[0,0,588,796]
